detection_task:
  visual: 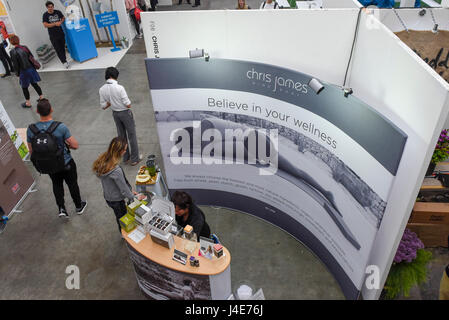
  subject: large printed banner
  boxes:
[0,100,29,159]
[146,58,407,299]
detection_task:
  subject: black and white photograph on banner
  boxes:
[127,244,212,300]
[146,57,408,298]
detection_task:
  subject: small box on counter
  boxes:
[120,213,136,233]
[213,244,223,258]
[150,229,174,249]
[135,204,152,218]
[127,199,148,217]
[184,224,194,240]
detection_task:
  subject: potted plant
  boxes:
[382,229,432,299]
[426,129,449,176]
[120,36,129,49]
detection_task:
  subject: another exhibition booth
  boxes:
[138,8,449,300]
[0,0,137,72]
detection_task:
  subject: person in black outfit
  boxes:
[42,1,69,69]
[172,191,210,241]
[9,35,44,108]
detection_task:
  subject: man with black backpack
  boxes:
[27,99,87,218]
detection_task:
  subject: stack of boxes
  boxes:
[120,199,149,233]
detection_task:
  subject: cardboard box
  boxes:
[135,204,151,218]
[120,213,136,233]
[407,223,449,247]
[409,202,449,224]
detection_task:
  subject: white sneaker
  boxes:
[64,62,70,69]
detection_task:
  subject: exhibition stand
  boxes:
[123,229,231,300]
[63,18,98,62]
[1,0,134,71]
[141,8,449,300]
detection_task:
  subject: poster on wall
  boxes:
[146,58,407,299]
[0,0,13,33]
[0,123,34,216]
[0,100,29,159]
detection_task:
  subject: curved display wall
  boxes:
[146,58,407,299]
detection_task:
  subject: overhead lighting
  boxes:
[189,48,210,62]
[308,78,324,95]
[343,87,353,98]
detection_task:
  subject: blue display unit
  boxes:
[63,18,98,63]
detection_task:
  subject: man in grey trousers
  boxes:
[99,67,142,165]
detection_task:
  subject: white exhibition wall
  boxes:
[377,7,449,32]
[322,0,361,8]
[348,10,449,300]
[4,0,134,56]
[142,9,449,299]
[143,9,360,85]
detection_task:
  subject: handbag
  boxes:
[17,45,41,70]
[133,0,143,22]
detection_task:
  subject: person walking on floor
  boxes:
[93,137,146,232]
[0,23,14,78]
[42,1,69,69]
[99,66,142,166]
[260,0,279,9]
[125,0,143,39]
[9,35,44,108]
[27,99,87,218]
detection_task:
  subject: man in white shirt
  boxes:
[260,0,279,9]
[99,67,142,165]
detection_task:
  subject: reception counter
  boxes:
[122,229,232,300]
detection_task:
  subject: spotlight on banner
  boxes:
[343,87,353,98]
[308,78,324,95]
[189,48,210,62]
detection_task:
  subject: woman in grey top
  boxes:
[93,137,145,232]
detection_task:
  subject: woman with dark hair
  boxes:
[9,35,44,108]
[172,190,211,241]
[93,136,145,232]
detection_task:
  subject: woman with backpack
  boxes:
[93,137,145,233]
[9,35,44,108]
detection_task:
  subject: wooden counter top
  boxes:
[122,229,231,276]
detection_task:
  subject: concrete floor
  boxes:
[0,1,447,300]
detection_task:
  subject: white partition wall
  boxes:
[143,9,360,85]
[346,10,449,299]
[322,0,361,8]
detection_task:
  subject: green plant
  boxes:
[431,129,449,164]
[383,229,432,299]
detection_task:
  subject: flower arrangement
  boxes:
[431,129,449,164]
[383,229,432,299]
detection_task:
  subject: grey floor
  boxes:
[0,1,447,300]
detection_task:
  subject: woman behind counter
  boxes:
[93,136,145,232]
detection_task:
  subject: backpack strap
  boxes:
[46,121,61,134]
[28,123,41,136]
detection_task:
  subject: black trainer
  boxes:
[58,207,69,219]
[76,201,88,215]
